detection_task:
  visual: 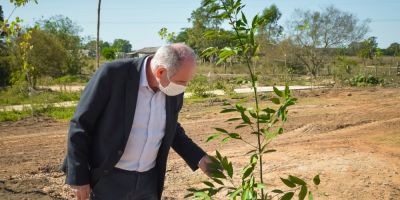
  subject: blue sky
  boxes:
[2,0,399,49]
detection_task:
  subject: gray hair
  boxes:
[150,43,196,77]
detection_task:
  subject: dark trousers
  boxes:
[90,167,158,200]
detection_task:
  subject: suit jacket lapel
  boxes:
[163,96,175,146]
[123,57,146,142]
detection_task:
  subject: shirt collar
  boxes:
[140,56,150,87]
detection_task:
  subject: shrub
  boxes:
[347,74,384,86]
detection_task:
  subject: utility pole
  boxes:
[96,0,102,69]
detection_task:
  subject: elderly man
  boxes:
[61,43,213,200]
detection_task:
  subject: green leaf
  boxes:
[203,181,214,188]
[313,174,320,185]
[215,128,228,133]
[249,29,255,46]
[256,183,266,189]
[221,137,231,143]
[251,14,259,27]
[289,175,307,186]
[211,169,226,179]
[241,11,247,24]
[248,110,257,118]
[245,149,256,155]
[227,162,233,178]
[226,118,241,122]
[184,193,194,198]
[241,113,251,124]
[258,114,270,121]
[242,166,254,179]
[203,29,218,38]
[229,187,242,198]
[235,103,246,112]
[299,185,308,200]
[201,47,218,58]
[278,127,284,134]
[194,191,211,200]
[285,84,290,97]
[273,86,284,97]
[250,154,258,164]
[235,124,248,129]
[212,178,224,185]
[216,150,223,161]
[281,192,294,200]
[271,189,283,193]
[221,108,237,113]
[218,47,236,61]
[202,0,215,7]
[206,133,220,142]
[262,108,276,113]
[280,178,296,188]
[263,149,277,154]
[271,97,280,104]
[308,191,314,200]
[228,133,241,139]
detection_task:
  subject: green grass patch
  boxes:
[0,88,81,106]
[0,106,76,122]
[0,110,32,122]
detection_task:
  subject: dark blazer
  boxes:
[61,56,206,199]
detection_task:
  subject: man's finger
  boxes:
[79,190,86,200]
[80,189,88,200]
[72,189,80,200]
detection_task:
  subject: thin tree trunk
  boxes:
[96,0,102,69]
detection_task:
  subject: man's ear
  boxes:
[155,67,167,79]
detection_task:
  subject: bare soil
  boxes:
[0,87,399,199]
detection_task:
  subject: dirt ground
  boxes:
[0,87,399,200]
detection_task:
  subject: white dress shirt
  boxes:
[115,57,166,171]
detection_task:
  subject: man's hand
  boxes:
[198,155,223,178]
[70,184,91,200]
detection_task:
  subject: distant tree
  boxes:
[26,29,68,79]
[101,47,116,60]
[1,0,38,92]
[357,36,378,66]
[0,5,3,23]
[169,0,233,55]
[384,42,400,56]
[112,38,132,53]
[0,43,13,87]
[101,41,110,49]
[36,15,86,75]
[346,41,363,56]
[84,40,112,58]
[0,5,4,41]
[289,6,370,77]
[188,0,223,29]
[258,4,283,44]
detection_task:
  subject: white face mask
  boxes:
[158,76,186,96]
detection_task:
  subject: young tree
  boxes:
[288,6,369,77]
[188,1,320,199]
[1,0,38,91]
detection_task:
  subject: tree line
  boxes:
[0,5,133,89]
[163,1,399,78]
